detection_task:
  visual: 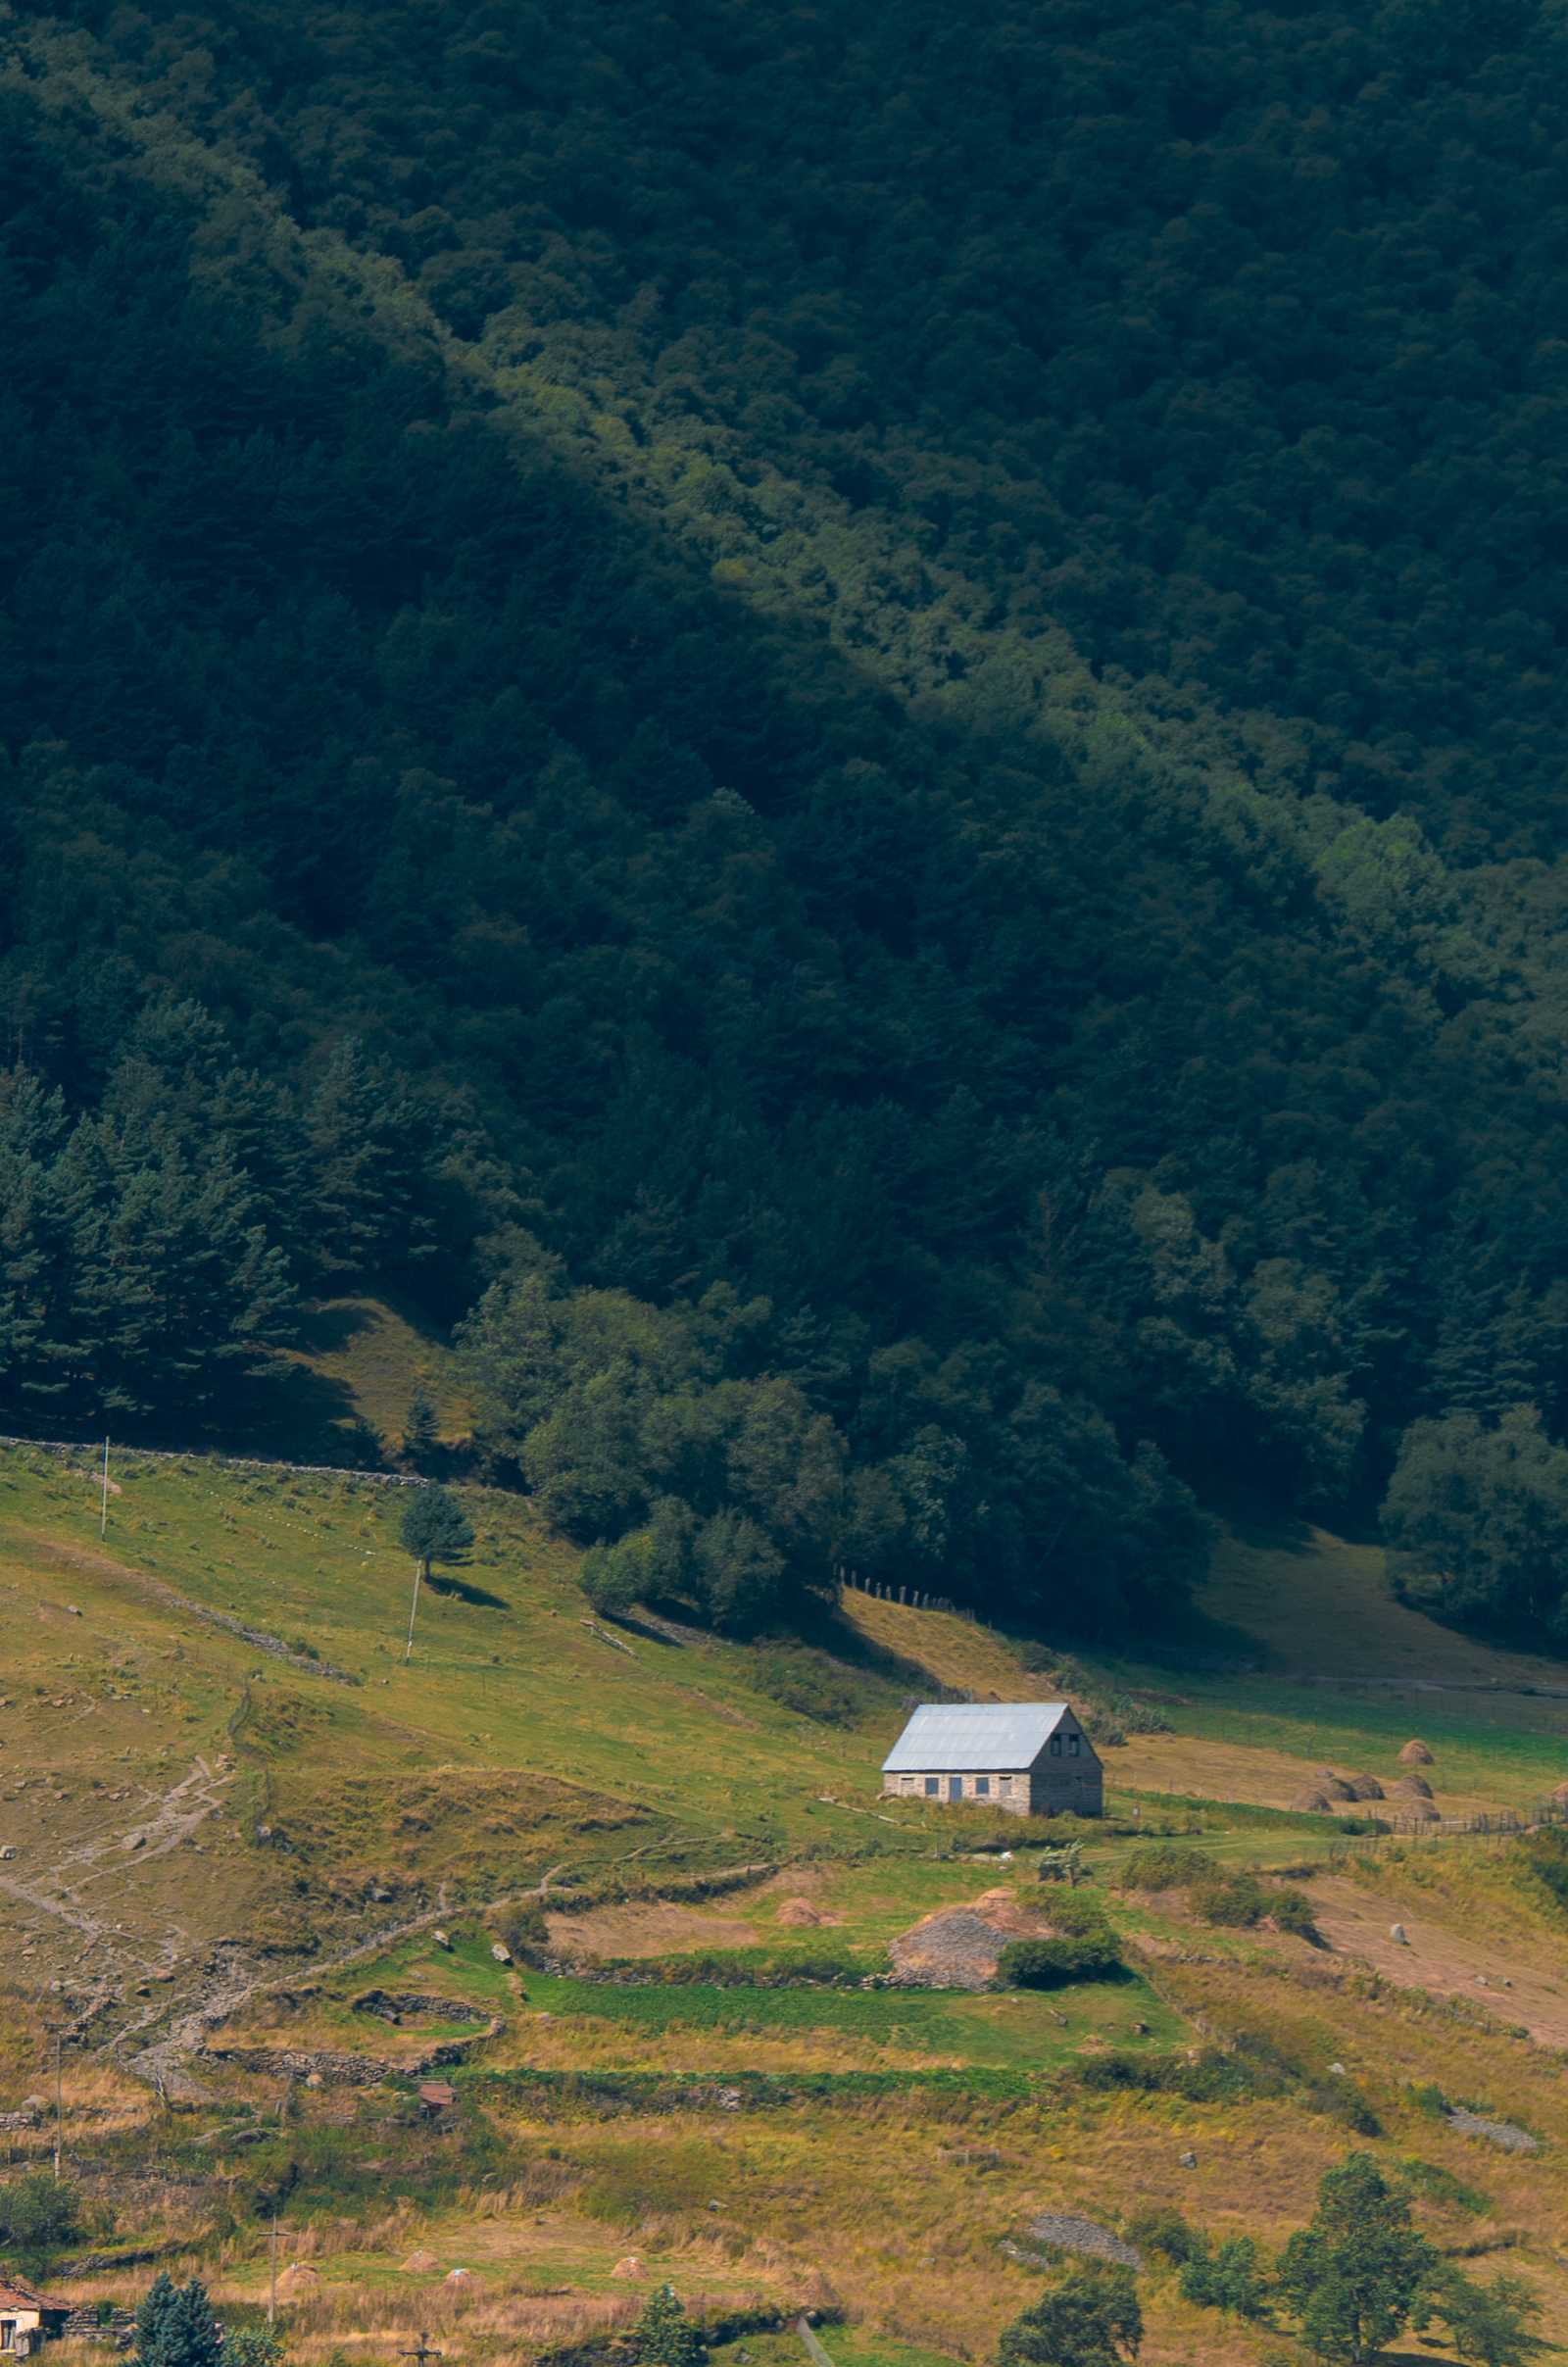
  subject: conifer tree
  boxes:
[133,2275,221,2367]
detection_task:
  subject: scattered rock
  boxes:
[1475,1973,1489,1986]
[1390,1924,1407,1945]
[1023,2215,1141,2267]
[402,2249,442,2273]
[1178,2151,1197,2168]
[1447,2110,1538,2152]
[889,1890,1066,1990]
[1398,1740,1435,1765]
[433,1929,452,1950]
[491,1943,512,1964]
[305,2072,323,2090]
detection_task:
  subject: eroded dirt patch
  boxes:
[1300,1874,1568,2047]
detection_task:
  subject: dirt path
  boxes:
[1301,1874,1568,2047]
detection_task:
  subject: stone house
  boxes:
[0,2277,70,2356]
[880,1701,1103,1817]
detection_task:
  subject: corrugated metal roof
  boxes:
[881,1701,1070,1772]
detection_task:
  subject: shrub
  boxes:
[497,1899,551,1960]
[999,1897,1122,1986]
[1271,1888,1320,1939]
[1126,2203,1199,2262]
[1180,2234,1270,2318]
[0,2172,81,2258]
[1115,1845,1215,1889]
[1193,1872,1269,1924]
[1191,1872,1319,1938]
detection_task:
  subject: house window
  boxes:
[3,2322,16,2351]
[976,1777,990,1797]
[1050,1735,1062,1756]
[1000,1776,1012,1794]
[901,1776,915,1793]
[1068,1734,1080,1756]
[925,1777,939,1797]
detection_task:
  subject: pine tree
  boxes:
[399,1484,474,1577]
[634,2286,705,2367]
[404,1386,438,1460]
[133,2275,222,2367]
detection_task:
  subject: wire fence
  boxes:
[0,1430,429,1486]
[1328,1797,1568,1861]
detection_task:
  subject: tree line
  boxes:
[0,0,1567,1632]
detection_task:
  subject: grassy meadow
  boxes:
[6,1374,1568,2367]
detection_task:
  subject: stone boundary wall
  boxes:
[198,2015,504,2086]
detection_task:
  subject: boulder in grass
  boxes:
[1398,1740,1435,1765]
[1393,1773,1434,1800]
[1342,1774,1385,1800]
[1291,1788,1337,1813]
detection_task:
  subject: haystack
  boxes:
[1402,1796,1440,1822]
[1549,1781,1568,1808]
[1392,1773,1433,1800]
[1341,1774,1385,1800]
[1290,1787,1337,1813]
[776,1899,830,1926]
[402,2250,442,2273]
[1312,1770,1355,1800]
[1398,1740,1435,1765]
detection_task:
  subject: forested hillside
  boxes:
[2,0,1568,1637]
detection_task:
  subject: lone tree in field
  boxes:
[1277,2153,1438,2363]
[998,2270,1143,2367]
[398,1484,475,1660]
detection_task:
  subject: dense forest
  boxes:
[2,0,1568,1636]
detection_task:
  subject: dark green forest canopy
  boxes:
[2,0,1568,1634]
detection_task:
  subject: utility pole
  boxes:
[52,2029,61,2182]
[405,1559,423,1663]
[269,2213,278,2323]
[400,2342,442,2367]
[100,1436,110,1540]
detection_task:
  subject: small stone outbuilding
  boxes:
[881,1702,1103,1817]
[0,2276,70,2357]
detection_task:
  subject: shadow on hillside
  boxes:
[425,1570,511,1609]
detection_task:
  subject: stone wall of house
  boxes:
[881,1771,1033,1815]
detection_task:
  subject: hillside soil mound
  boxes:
[889,1888,1060,1990]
